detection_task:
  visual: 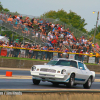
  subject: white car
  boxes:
[30,58,95,89]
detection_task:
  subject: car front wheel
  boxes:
[66,74,75,88]
[32,79,40,85]
[83,77,92,89]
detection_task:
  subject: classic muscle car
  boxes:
[30,58,95,89]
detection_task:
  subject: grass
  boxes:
[84,63,98,65]
[0,56,98,65]
[0,56,49,62]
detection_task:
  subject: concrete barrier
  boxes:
[0,58,100,72]
[0,89,100,100]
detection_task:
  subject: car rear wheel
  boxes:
[66,74,75,88]
[83,77,92,89]
[32,79,40,85]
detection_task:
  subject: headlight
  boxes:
[31,66,36,71]
[61,69,66,74]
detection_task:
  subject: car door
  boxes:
[75,62,89,84]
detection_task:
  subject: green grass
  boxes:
[0,56,49,62]
[84,63,98,65]
[0,56,98,65]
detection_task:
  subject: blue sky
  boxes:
[1,0,100,31]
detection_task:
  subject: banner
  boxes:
[53,52,58,59]
[20,50,26,58]
[88,57,95,64]
[69,54,75,60]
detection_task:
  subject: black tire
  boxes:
[32,79,40,85]
[66,74,75,88]
[83,77,92,89]
[74,84,77,86]
[52,82,59,86]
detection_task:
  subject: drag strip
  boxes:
[0,70,31,76]
[0,69,100,79]
[0,79,100,89]
[0,68,100,89]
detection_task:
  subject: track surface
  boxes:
[0,79,100,89]
[0,69,100,89]
[0,70,100,79]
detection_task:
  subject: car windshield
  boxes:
[47,60,77,68]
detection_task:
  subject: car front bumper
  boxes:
[31,71,70,83]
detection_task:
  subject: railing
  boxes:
[0,46,100,64]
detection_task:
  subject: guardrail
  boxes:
[0,89,100,100]
[0,46,100,64]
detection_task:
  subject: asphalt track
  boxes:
[0,68,100,89]
[0,69,100,79]
[0,79,100,89]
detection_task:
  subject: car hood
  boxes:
[34,65,76,71]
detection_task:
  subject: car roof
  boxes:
[52,58,83,63]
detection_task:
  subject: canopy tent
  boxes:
[0,36,9,44]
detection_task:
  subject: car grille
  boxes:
[39,74,55,77]
[40,68,56,73]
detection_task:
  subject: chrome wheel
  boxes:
[70,76,75,86]
[88,78,92,87]
[66,74,75,88]
[83,77,92,89]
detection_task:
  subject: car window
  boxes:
[70,61,77,68]
[47,61,58,65]
[47,60,77,68]
[55,60,70,66]
[78,62,85,70]
[56,60,77,68]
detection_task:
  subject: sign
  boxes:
[88,57,95,64]
[69,54,75,60]
[0,48,7,56]
[53,52,58,59]
[20,50,26,58]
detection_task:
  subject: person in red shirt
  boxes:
[79,49,84,62]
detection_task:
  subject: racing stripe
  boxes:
[75,78,85,81]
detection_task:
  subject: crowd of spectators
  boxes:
[0,12,100,64]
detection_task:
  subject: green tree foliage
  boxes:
[0,2,9,12]
[3,8,9,12]
[88,25,100,40]
[0,2,3,11]
[42,9,87,32]
[95,32,100,40]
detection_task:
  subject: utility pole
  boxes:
[93,11,99,43]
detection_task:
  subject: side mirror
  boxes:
[80,67,83,70]
[44,63,47,65]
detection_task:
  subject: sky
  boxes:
[1,0,100,31]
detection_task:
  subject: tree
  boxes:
[3,8,9,12]
[88,25,100,40]
[0,2,3,11]
[95,32,100,40]
[0,2,9,12]
[41,9,87,32]
[67,10,87,32]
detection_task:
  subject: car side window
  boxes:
[70,61,77,68]
[78,62,85,70]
